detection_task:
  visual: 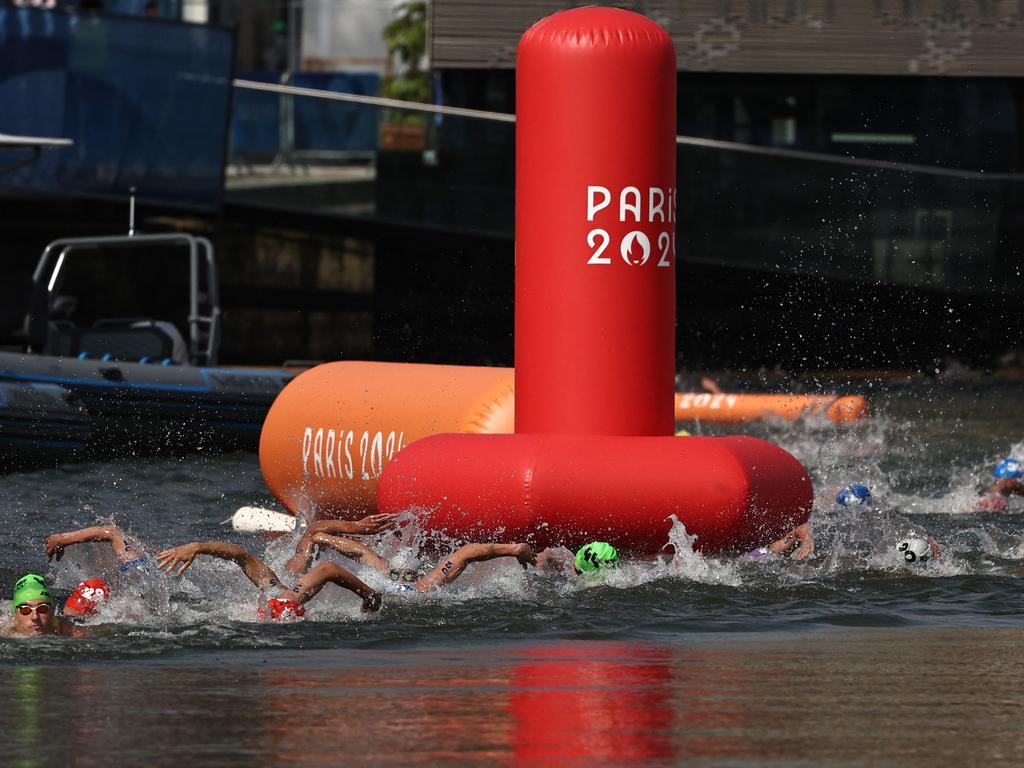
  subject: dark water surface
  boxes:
[2,378,1024,765]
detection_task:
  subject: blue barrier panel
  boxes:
[291,71,379,152]
[0,5,233,210]
[229,70,281,159]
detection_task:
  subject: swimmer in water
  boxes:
[747,484,871,562]
[156,540,382,619]
[744,522,815,561]
[752,484,868,562]
[896,533,941,566]
[285,525,537,592]
[835,484,872,508]
[975,457,1024,511]
[282,513,400,575]
[1,573,88,637]
[45,523,150,619]
[534,541,621,575]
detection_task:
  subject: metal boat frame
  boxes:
[23,233,222,366]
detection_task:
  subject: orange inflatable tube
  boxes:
[259,361,514,516]
[674,392,868,424]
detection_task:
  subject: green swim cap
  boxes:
[575,542,620,573]
[12,573,51,612]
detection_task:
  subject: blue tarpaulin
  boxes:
[0,5,234,210]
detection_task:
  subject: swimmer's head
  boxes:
[64,578,111,618]
[11,573,53,636]
[574,542,620,574]
[388,568,422,584]
[835,484,872,507]
[993,457,1023,479]
[896,537,932,566]
[257,597,306,623]
[388,552,423,584]
[12,573,50,611]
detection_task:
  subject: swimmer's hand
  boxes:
[361,591,382,613]
[45,534,67,562]
[792,536,815,561]
[351,513,400,535]
[156,544,198,575]
[767,522,814,560]
[512,543,537,569]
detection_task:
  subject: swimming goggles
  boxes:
[388,569,420,583]
[16,603,51,616]
[119,553,151,573]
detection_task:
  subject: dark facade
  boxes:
[362,0,1024,370]
[431,0,1024,77]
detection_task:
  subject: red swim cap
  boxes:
[64,578,111,617]
[257,597,305,622]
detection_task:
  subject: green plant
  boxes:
[381,1,430,123]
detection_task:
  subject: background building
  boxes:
[2,0,1023,371]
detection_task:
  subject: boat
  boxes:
[0,231,293,468]
[0,381,91,466]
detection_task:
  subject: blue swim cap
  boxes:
[993,458,1023,479]
[835,484,872,506]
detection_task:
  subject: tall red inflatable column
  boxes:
[374,8,814,553]
[515,7,677,436]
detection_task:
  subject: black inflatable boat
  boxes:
[0,232,293,468]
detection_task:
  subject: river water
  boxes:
[1,377,1023,766]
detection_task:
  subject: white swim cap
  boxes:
[897,537,931,565]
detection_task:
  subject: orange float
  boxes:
[258,361,514,516]
[674,392,868,424]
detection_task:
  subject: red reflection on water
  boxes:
[507,643,677,765]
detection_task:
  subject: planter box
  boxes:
[378,123,427,151]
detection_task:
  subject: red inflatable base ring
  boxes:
[377,434,811,555]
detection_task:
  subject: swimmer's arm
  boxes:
[309,533,390,573]
[991,478,1024,497]
[284,515,397,574]
[284,524,395,577]
[309,514,399,537]
[417,543,536,591]
[791,522,815,561]
[46,525,130,562]
[291,562,381,612]
[767,522,814,559]
[284,530,320,574]
[156,542,280,591]
[56,617,89,638]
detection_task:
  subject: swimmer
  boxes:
[896,533,941,566]
[45,523,149,618]
[535,541,621,575]
[156,540,382,619]
[286,529,537,592]
[835,484,872,507]
[975,458,1024,511]
[743,521,814,561]
[283,513,399,574]
[1,573,87,637]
